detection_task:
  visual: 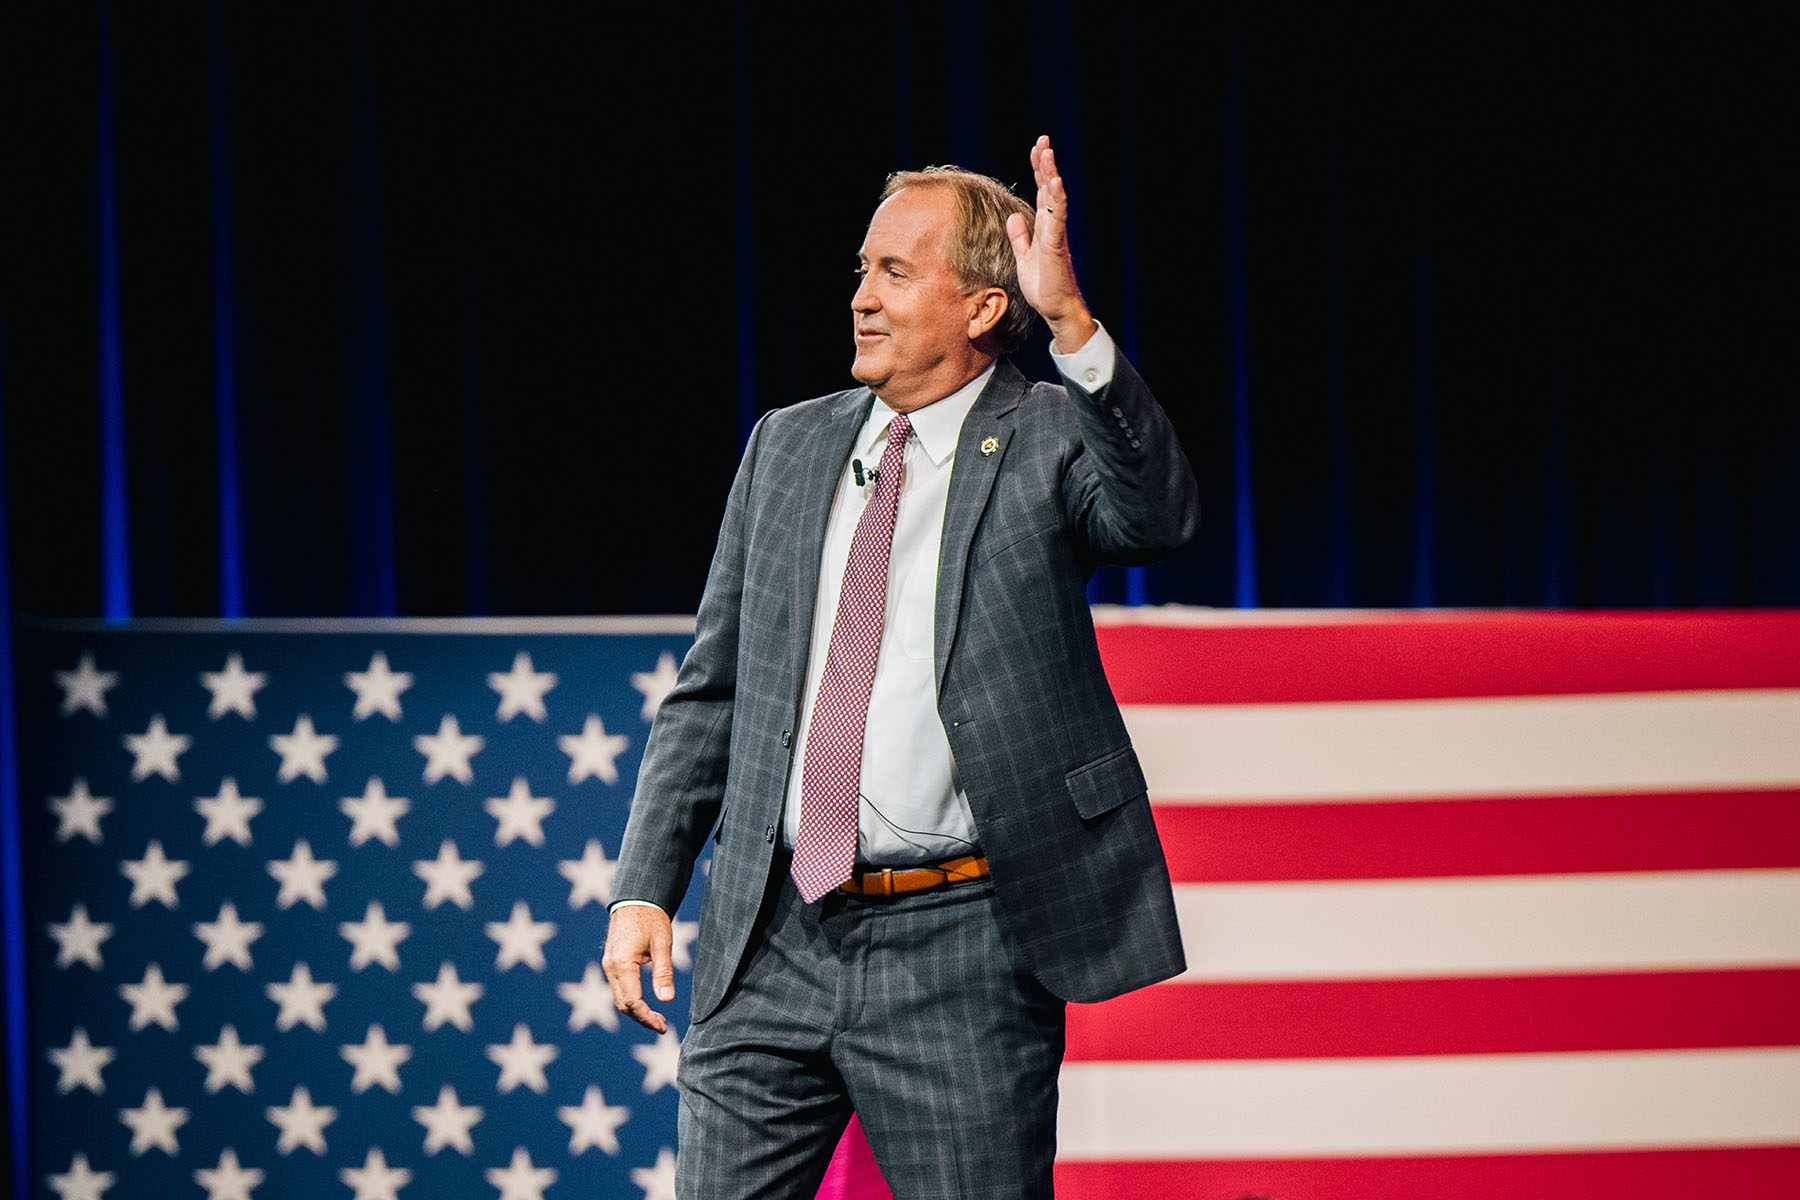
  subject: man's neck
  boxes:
[876,356,997,415]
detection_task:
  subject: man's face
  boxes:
[851,187,981,409]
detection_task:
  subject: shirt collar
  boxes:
[860,364,995,467]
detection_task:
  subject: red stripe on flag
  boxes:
[1152,789,1800,882]
[1054,1146,1800,1199]
[1096,611,1800,704]
[1066,970,1800,1062]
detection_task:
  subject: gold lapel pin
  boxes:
[980,436,1000,457]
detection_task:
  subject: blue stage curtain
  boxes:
[0,2,1793,620]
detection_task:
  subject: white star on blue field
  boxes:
[24,626,700,1198]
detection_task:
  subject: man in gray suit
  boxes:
[604,135,1198,1197]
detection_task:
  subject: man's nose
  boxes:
[851,275,878,313]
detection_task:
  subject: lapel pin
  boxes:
[980,436,1000,457]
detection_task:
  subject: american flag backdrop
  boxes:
[15,618,698,1200]
[13,610,1800,1199]
[1055,608,1800,1198]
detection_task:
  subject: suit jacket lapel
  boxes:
[787,387,876,705]
[935,361,1028,684]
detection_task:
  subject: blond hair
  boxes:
[880,166,1037,354]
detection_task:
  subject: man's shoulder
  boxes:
[985,356,1084,416]
[1021,375,1078,411]
[1006,372,1082,439]
[758,386,869,437]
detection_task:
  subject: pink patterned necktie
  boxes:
[790,412,914,902]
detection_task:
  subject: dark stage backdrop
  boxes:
[0,3,1794,622]
[0,4,1796,1196]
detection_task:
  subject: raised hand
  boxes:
[1005,134,1098,353]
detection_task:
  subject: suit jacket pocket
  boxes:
[1064,744,1149,819]
[970,516,1061,572]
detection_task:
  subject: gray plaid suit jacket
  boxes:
[613,347,1199,1022]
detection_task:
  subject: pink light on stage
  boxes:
[818,1115,893,1200]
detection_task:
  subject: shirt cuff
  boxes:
[1048,319,1116,393]
[608,899,667,916]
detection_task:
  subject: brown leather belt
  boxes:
[838,854,990,898]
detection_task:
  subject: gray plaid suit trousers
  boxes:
[677,856,1065,1197]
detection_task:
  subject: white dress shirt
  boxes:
[782,326,1118,864]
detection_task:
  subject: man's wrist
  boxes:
[1047,308,1098,355]
[608,899,667,916]
[1049,319,1116,393]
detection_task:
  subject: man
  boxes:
[604,135,1198,1197]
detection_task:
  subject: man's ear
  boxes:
[967,288,1009,340]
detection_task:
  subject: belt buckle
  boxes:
[845,865,896,898]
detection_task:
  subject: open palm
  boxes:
[1005,135,1095,350]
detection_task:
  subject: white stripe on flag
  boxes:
[1172,869,1800,981]
[1057,1047,1800,1158]
[1125,689,1800,801]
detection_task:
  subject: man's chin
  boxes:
[850,355,888,390]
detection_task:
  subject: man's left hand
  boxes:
[1006,134,1098,354]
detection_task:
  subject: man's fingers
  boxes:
[1028,137,1069,237]
[1006,211,1033,261]
[649,923,676,1003]
[604,949,669,1033]
[621,997,669,1036]
[1037,184,1068,252]
[602,944,644,1007]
